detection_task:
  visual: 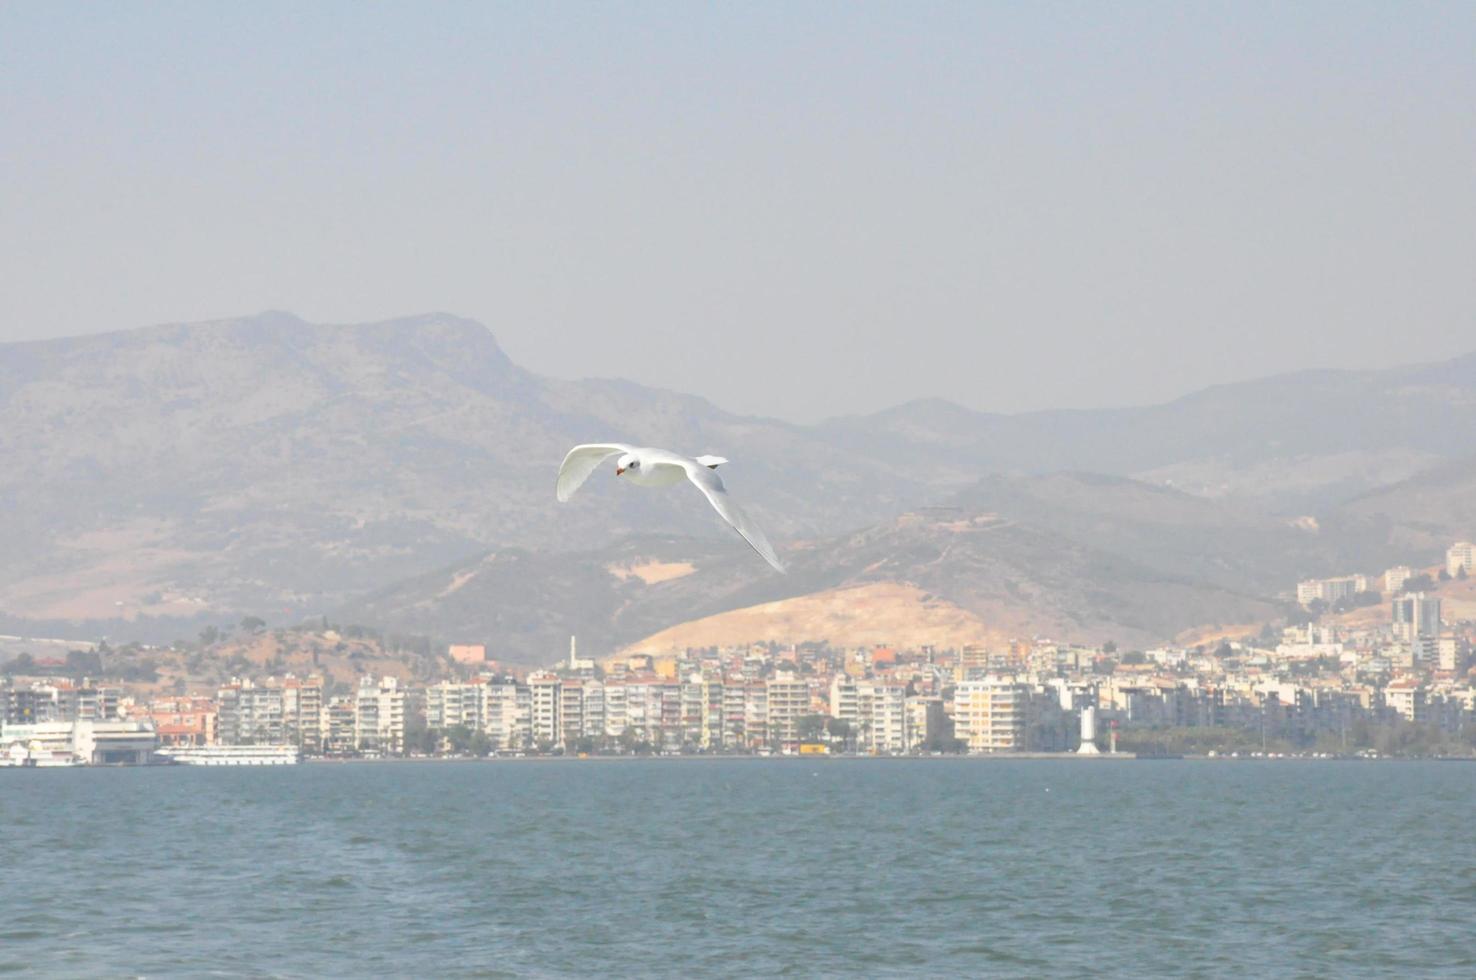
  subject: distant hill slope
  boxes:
[1333,454,1476,555]
[1,311,1473,640]
[944,472,1369,592]
[340,474,1303,661]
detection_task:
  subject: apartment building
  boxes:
[217,680,284,745]
[528,672,562,748]
[1393,593,1442,642]
[743,683,768,750]
[2,683,122,726]
[603,681,629,741]
[217,675,323,748]
[1384,679,1427,723]
[721,682,748,749]
[560,678,604,748]
[1384,566,1413,593]
[1447,542,1475,578]
[858,681,909,754]
[829,675,859,727]
[679,679,704,748]
[483,681,526,750]
[354,676,405,754]
[325,699,356,755]
[1438,635,1468,672]
[699,676,725,750]
[906,695,944,748]
[282,675,324,752]
[953,680,1027,752]
[1297,575,1371,607]
[425,680,485,732]
[766,672,808,751]
[829,676,909,752]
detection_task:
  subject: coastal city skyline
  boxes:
[8,540,1475,766]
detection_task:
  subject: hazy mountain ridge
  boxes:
[0,312,938,621]
[820,353,1476,505]
[1,311,1474,653]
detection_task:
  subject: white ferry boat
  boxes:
[156,745,301,766]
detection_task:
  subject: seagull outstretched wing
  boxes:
[556,443,633,502]
[679,460,785,573]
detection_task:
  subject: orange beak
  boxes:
[615,466,625,476]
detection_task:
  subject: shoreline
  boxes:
[14,754,1476,770]
[304,751,1144,764]
[296,751,1473,764]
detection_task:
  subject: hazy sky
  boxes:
[2,3,1472,422]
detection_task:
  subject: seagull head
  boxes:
[615,453,639,476]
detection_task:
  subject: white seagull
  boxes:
[556,443,785,573]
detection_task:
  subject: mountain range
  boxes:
[1,311,1473,660]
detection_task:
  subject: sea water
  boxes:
[2,759,1473,978]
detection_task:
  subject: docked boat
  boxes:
[156,745,301,766]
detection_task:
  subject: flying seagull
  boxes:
[556,443,785,573]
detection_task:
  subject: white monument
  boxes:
[1077,705,1101,755]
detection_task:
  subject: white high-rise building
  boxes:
[905,696,943,749]
[354,676,405,754]
[721,683,748,749]
[699,677,725,750]
[1385,679,1426,722]
[766,673,808,751]
[744,683,769,751]
[679,677,705,748]
[483,681,526,750]
[603,681,629,741]
[281,675,324,753]
[528,672,562,748]
[1297,575,1371,607]
[559,678,604,747]
[1384,566,1413,594]
[857,681,908,754]
[1447,542,1475,577]
[615,681,655,744]
[425,680,484,732]
[1438,636,1466,672]
[582,679,605,744]
[325,699,356,754]
[216,679,284,745]
[829,675,859,728]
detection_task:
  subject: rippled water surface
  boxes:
[3,759,1475,977]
